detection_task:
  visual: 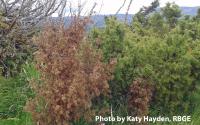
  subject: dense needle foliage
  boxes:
[25,18,113,125]
[91,3,200,116]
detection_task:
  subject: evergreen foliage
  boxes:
[91,3,200,115]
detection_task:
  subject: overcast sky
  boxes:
[53,0,200,16]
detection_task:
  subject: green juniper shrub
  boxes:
[90,6,200,116]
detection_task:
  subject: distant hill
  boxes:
[181,7,199,16]
[90,14,133,28]
[90,7,199,27]
[59,7,199,28]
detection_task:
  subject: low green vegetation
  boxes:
[0,113,32,125]
[0,63,37,124]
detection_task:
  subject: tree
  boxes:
[0,0,65,77]
[90,4,200,115]
[133,0,159,26]
[195,8,200,20]
[161,2,181,28]
[0,0,65,30]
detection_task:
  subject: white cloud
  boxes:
[65,0,200,15]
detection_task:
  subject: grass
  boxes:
[152,112,200,125]
[0,63,37,125]
[0,113,32,125]
[0,76,29,118]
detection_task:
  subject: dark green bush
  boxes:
[91,13,200,115]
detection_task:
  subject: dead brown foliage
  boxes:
[128,78,154,123]
[25,18,113,125]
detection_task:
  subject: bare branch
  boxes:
[115,0,127,15]
[0,0,65,31]
[125,0,133,23]
[88,2,97,16]
[98,0,104,15]
[58,0,67,18]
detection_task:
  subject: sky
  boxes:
[53,0,200,16]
